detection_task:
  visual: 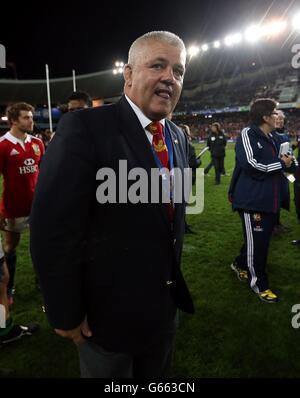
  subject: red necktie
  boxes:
[148,121,169,169]
[148,121,174,221]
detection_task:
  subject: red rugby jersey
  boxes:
[0,132,45,218]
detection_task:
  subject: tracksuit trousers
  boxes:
[235,210,277,293]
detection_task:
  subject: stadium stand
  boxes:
[176,63,300,112]
[1,40,300,140]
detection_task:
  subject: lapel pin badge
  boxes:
[174,139,178,144]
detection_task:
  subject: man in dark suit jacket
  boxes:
[30,31,194,378]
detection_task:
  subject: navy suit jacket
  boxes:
[30,96,194,353]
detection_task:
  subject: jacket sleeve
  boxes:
[207,135,211,150]
[30,112,97,330]
[236,127,284,175]
[228,162,241,203]
[188,143,201,168]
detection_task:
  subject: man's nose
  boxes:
[161,66,176,83]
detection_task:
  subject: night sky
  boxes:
[0,0,298,79]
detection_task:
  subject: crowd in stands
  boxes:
[173,109,300,142]
[1,70,300,145]
[176,64,300,113]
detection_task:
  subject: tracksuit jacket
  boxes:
[229,125,298,214]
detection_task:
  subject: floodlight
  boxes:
[224,35,233,46]
[188,45,200,57]
[113,61,125,74]
[292,12,300,31]
[232,33,242,44]
[262,20,287,37]
[245,25,262,43]
[224,33,242,46]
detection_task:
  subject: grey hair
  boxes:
[277,109,285,117]
[128,31,186,65]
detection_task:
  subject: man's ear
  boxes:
[262,115,268,124]
[123,64,133,87]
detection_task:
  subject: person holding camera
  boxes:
[272,110,291,235]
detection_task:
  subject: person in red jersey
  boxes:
[0,102,45,305]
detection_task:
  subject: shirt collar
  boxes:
[125,95,165,130]
[5,131,31,145]
[250,124,272,140]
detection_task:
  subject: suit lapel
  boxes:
[116,96,172,231]
[116,96,156,172]
[167,121,181,169]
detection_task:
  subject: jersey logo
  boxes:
[19,158,38,174]
[257,142,262,149]
[32,143,41,156]
[253,226,264,232]
[10,149,20,156]
[24,158,35,166]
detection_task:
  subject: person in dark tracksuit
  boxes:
[206,122,227,184]
[179,124,201,234]
[228,99,297,303]
[292,140,300,245]
[179,124,201,185]
[293,139,300,224]
[203,154,213,176]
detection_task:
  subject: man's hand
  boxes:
[291,140,298,149]
[54,317,92,346]
[281,154,293,168]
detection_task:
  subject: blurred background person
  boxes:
[179,124,201,234]
[206,122,227,185]
[0,239,39,345]
[0,103,45,303]
[291,136,300,245]
[272,109,291,235]
[291,129,300,226]
[67,91,92,112]
[179,124,201,185]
